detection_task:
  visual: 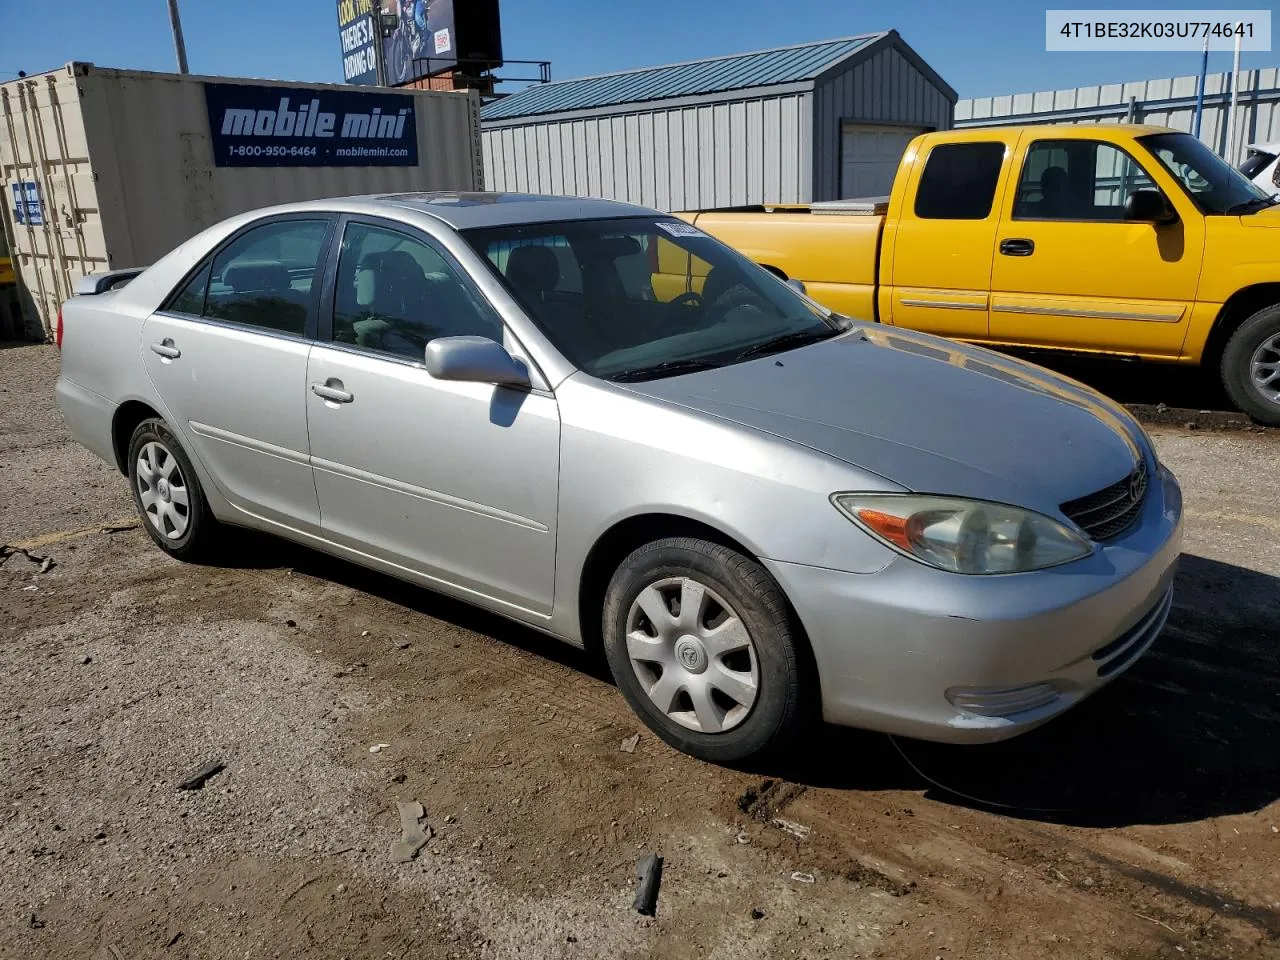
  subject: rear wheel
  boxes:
[127,418,219,561]
[602,537,806,764]
[1221,304,1280,425]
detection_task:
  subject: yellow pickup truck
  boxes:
[675,124,1280,425]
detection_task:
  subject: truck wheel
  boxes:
[1221,304,1280,426]
[601,537,807,765]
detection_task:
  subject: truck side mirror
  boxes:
[1124,190,1178,225]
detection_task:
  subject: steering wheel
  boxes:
[668,291,704,309]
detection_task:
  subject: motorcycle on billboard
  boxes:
[381,0,458,85]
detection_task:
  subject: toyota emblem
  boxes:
[1129,464,1145,501]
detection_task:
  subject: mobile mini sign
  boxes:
[203,83,418,167]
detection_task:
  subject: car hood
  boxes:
[626,326,1145,518]
[1240,203,1280,227]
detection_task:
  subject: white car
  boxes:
[1241,142,1280,196]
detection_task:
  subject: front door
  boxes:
[141,216,334,532]
[305,218,560,616]
[882,133,1011,338]
[987,134,1205,357]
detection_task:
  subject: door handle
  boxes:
[149,339,181,360]
[999,238,1035,257]
[311,380,354,404]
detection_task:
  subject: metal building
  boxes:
[481,31,955,210]
[955,68,1280,166]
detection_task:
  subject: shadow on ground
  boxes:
[765,553,1280,828]
[216,533,1280,829]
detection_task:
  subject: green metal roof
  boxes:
[481,33,888,123]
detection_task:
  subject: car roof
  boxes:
[1246,142,1280,153]
[269,192,661,230]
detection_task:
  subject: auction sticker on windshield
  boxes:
[657,221,706,238]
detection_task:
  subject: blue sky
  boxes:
[0,0,1274,98]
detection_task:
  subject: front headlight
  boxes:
[831,493,1093,575]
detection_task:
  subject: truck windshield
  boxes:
[463,216,840,381]
[1139,132,1275,214]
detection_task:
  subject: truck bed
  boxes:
[677,203,883,321]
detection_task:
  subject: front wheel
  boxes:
[1221,304,1280,426]
[601,537,807,764]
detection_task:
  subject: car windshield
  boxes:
[463,216,840,381]
[1139,132,1275,214]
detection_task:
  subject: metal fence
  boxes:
[955,67,1280,165]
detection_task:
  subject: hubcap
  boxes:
[135,441,190,540]
[1250,332,1280,405]
[625,577,759,734]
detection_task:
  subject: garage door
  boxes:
[840,123,925,198]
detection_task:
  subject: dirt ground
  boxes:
[2,342,1278,960]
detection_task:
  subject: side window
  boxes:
[1014,140,1157,220]
[168,262,211,316]
[195,219,329,335]
[333,222,504,360]
[913,142,1006,220]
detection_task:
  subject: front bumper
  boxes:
[765,464,1183,744]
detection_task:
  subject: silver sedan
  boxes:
[55,193,1182,763]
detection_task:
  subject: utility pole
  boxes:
[1192,36,1208,139]
[373,10,389,87]
[167,0,190,74]
[1224,23,1242,162]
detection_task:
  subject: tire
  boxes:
[1221,303,1280,426]
[126,418,219,561]
[601,537,806,764]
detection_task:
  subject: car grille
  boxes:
[1060,461,1148,540]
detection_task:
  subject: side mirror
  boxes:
[1124,189,1178,225]
[424,336,531,388]
[786,278,807,295]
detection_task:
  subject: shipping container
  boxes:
[0,62,485,339]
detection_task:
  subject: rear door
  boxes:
[141,216,334,532]
[881,131,1013,339]
[987,133,1204,357]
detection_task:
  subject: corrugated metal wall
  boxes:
[955,68,1280,165]
[0,63,482,338]
[481,92,813,211]
[811,46,954,200]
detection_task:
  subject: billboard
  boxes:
[337,0,380,85]
[379,0,503,86]
[203,83,419,167]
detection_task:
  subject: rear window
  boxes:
[164,218,330,336]
[913,142,1007,220]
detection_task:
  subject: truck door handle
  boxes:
[311,380,353,404]
[999,238,1035,257]
[149,339,181,360]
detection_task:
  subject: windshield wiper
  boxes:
[733,327,839,361]
[611,358,724,382]
[1226,195,1280,214]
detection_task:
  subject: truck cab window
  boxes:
[1013,140,1158,221]
[913,142,1006,220]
